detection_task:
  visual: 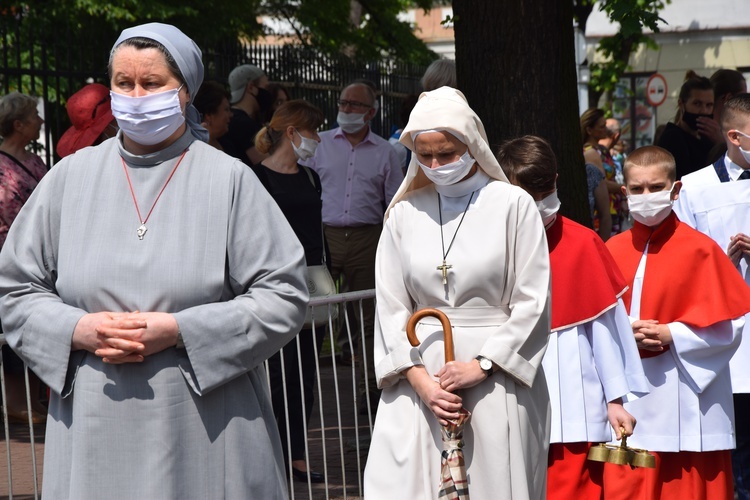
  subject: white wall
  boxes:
[586,0,750,126]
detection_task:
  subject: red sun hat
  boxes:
[56,83,115,158]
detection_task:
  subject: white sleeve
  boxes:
[373,204,422,389]
[589,300,649,400]
[672,186,697,228]
[668,317,743,394]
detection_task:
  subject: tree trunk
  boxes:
[349,0,363,27]
[342,0,363,58]
[452,0,591,226]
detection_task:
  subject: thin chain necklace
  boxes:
[121,148,188,240]
[437,190,475,285]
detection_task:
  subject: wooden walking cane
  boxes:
[406,307,471,500]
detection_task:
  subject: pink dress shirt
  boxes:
[305,127,403,227]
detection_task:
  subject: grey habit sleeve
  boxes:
[172,163,309,395]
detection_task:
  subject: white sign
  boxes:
[646,73,668,107]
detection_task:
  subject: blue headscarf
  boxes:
[112,23,209,143]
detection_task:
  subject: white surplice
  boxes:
[674,158,750,392]
[543,300,648,444]
[363,171,552,499]
[617,244,742,452]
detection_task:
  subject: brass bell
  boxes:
[587,444,611,463]
[609,432,633,465]
[586,428,656,469]
[607,446,633,466]
[631,450,656,469]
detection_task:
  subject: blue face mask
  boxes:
[110,85,185,146]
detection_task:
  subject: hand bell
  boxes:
[587,443,612,463]
[607,446,633,466]
[631,450,656,469]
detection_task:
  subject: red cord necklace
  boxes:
[121,148,188,240]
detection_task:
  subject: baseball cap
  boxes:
[228,64,265,104]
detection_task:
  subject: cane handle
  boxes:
[406,308,455,363]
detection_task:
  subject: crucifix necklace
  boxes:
[437,190,475,285]
[121,148,188,240]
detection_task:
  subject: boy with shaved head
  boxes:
[674,93,750,498]
[604,146,750,499]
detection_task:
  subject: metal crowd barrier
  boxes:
[0,334,42,500]
[0,289,376,500]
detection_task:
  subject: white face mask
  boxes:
[733,130,750,164]
[417,150,475,186]
[337,111,368,134]
[292,129,318,161]
[627,184,675,227]
[110,85,185,146]
[536,190,560,228]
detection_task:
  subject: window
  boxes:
[612,73,657,151]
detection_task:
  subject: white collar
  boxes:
[725,154,749,182]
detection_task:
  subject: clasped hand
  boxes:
[436,360,487,393]
[405,361,486,426]
[631,319,672,351]
[728,233,750,267]
[72,311,179,364]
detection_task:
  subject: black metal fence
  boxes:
[0,11,426,167]
[204,42,427,139]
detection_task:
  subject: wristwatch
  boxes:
[476,356,493,378]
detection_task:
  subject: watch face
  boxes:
[479,358,492,371]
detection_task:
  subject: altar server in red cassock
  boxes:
[498,135,648,499]
[604,145,750,500]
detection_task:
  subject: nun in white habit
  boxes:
[0,23,307,499]
[363,87,552,499]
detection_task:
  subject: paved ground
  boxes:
[0,418,44,500]
[0,356,371,500]
[288,356,371,500]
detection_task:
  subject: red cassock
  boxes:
[545,216,628,500]
[603,213,750,500]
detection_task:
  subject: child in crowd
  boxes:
[674,93,750,499]
[604,145,750,499]
[497,135,647,499]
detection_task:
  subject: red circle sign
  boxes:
[646,73,668,107]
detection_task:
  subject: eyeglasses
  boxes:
[337,99,371,110]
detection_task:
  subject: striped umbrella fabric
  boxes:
[437,407,471,500]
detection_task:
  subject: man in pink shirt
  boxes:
[305,82,403,413]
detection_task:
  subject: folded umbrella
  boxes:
[407,308,471,500]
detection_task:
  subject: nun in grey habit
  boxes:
[0,23,307,499]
